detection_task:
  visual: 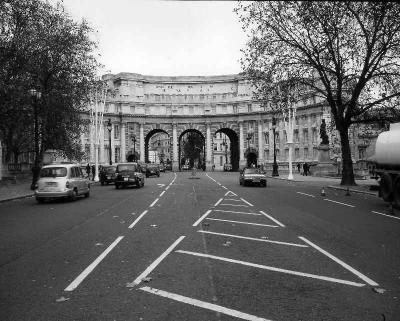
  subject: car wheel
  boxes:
[70,189,78,201]
[36,197,44,204]
[115,184,119,189]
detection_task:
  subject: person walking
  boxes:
[297,163,300,173]
[91,164,95,181]
[86,163,91,179]
[303,162,309,176]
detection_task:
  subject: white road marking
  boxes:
[240,198,254,207]
[159,191,165,197]
[176,250,365,287]
[259,211,285,227]
[221,186,228,189]
[157,184,165,187]
[65,236,124,291]
[224,198,242,202]
[372,210,400,220]
[206,218,279,228]
[150,198,159,207]
[193,210,213,227]
[165,186,169,190]
[198,230,308,247]
[214,198,223,207]
[324,199,355,208]
[296,192,316,198]
[140,286,272,321]
[126,236,185,287]
[299,236,379,286]
[220,203,248,207]
[214,209,261,216]
[128,210,149,229]
[225,191,238,197]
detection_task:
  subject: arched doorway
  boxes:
[179,129,205,170]
[214,128,239,171]
[245,147,258,168]
[144,129,171,164]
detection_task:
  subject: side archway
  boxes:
[144,129,170,163]
[215,128,239,171]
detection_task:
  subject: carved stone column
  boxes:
[172,122,179,171]
[258,120,264,165]
[120,122,126,162]
[206,122,212,170]
[239,121,245,169]
[139,123,144,162]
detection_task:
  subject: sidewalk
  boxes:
[0,172,379,203]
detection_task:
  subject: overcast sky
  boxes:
[55,0,247,76]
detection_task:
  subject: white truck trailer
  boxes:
[371,122,400,208]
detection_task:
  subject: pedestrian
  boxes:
[297,163,300,173]
[303,162,309,176]
[86,163,91,179]
[91,164,95,180]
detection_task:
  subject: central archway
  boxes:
[179,129,205,170]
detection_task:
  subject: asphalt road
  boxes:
[0,171,399,321]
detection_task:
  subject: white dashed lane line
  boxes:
[323,199,355,208]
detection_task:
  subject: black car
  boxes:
[115,163,145,189]
[146,164,160,177]
[100,165,117,185]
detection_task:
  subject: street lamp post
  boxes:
[272,117,279,176]
[29,89,42,190]
[107,119,112,165]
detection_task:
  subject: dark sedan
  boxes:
[100,165,117,185]
[146,164,160,178]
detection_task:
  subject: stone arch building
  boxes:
[81,72,332,171]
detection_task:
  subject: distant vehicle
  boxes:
[223,163,232,171]
[239,168,267,187]
[35,163,90,203]
[115,163,145,189]
[165,163,172,171]
[146,164,160,177]
[159,163,165,172]
[369,122,400,207]
[100,165,117,185]
[182,164,190,170]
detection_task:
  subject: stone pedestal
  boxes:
[313,144,337,177]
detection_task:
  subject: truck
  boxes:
[370,122,400,208]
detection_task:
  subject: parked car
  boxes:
[35,163,90,203]
[115,163,145,189]
[239,167,267,187]
[159,163,165,172]
[146,164,160,177]
[165,163,172,171]
[100,165,117,185]
[182,164,190,170]
[223,163,232,171]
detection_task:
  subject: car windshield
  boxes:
[244,168,261,174]
[105,167,116,173]
[117,164,138,172]
[40,167,68,177]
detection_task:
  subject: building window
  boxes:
[312,128,317,143]
[114,125,120,139]
[220,156,223,166]
[285,148,289,160]
[189,106,194,114]
[295,148,300,160]
[248,104,252,112]
[313,147,318,159]
[358,147,366,160]
[304,147,309,159]
[303,129,309,143]
[264,132,269,145]
[294,130,299,143]
[115,147,120,163]
[265,150,269,160]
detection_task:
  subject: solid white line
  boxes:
[198,230,308,247]
[299,236,379,286]
[372,211,400,220]
[159,191,165,197]
[324,199,355,208]
[214,198,223,206]
[165,186,169,190]
[128,210,149,229]
[206,218,279,228]
[224,198,242,202]
[193,210,212,227]
[222,186,228,189]
[220,203,248,207]
[150,198,159,207]
[140,286,272,321]
[214,209,261,216]
[127,236,185,287]
[259,211,285,227]
[296,192,316,198]
[65,236,124,291]
[241,198,254,207]
[176,250,365,287]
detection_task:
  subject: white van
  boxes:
[34,163,90,203]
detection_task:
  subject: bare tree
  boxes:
[236,1,400,185]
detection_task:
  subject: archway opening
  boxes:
[214,128,239,171]
[144,129,171,165]
[179,129,205,170]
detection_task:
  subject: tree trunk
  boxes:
[338,127,356,186]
